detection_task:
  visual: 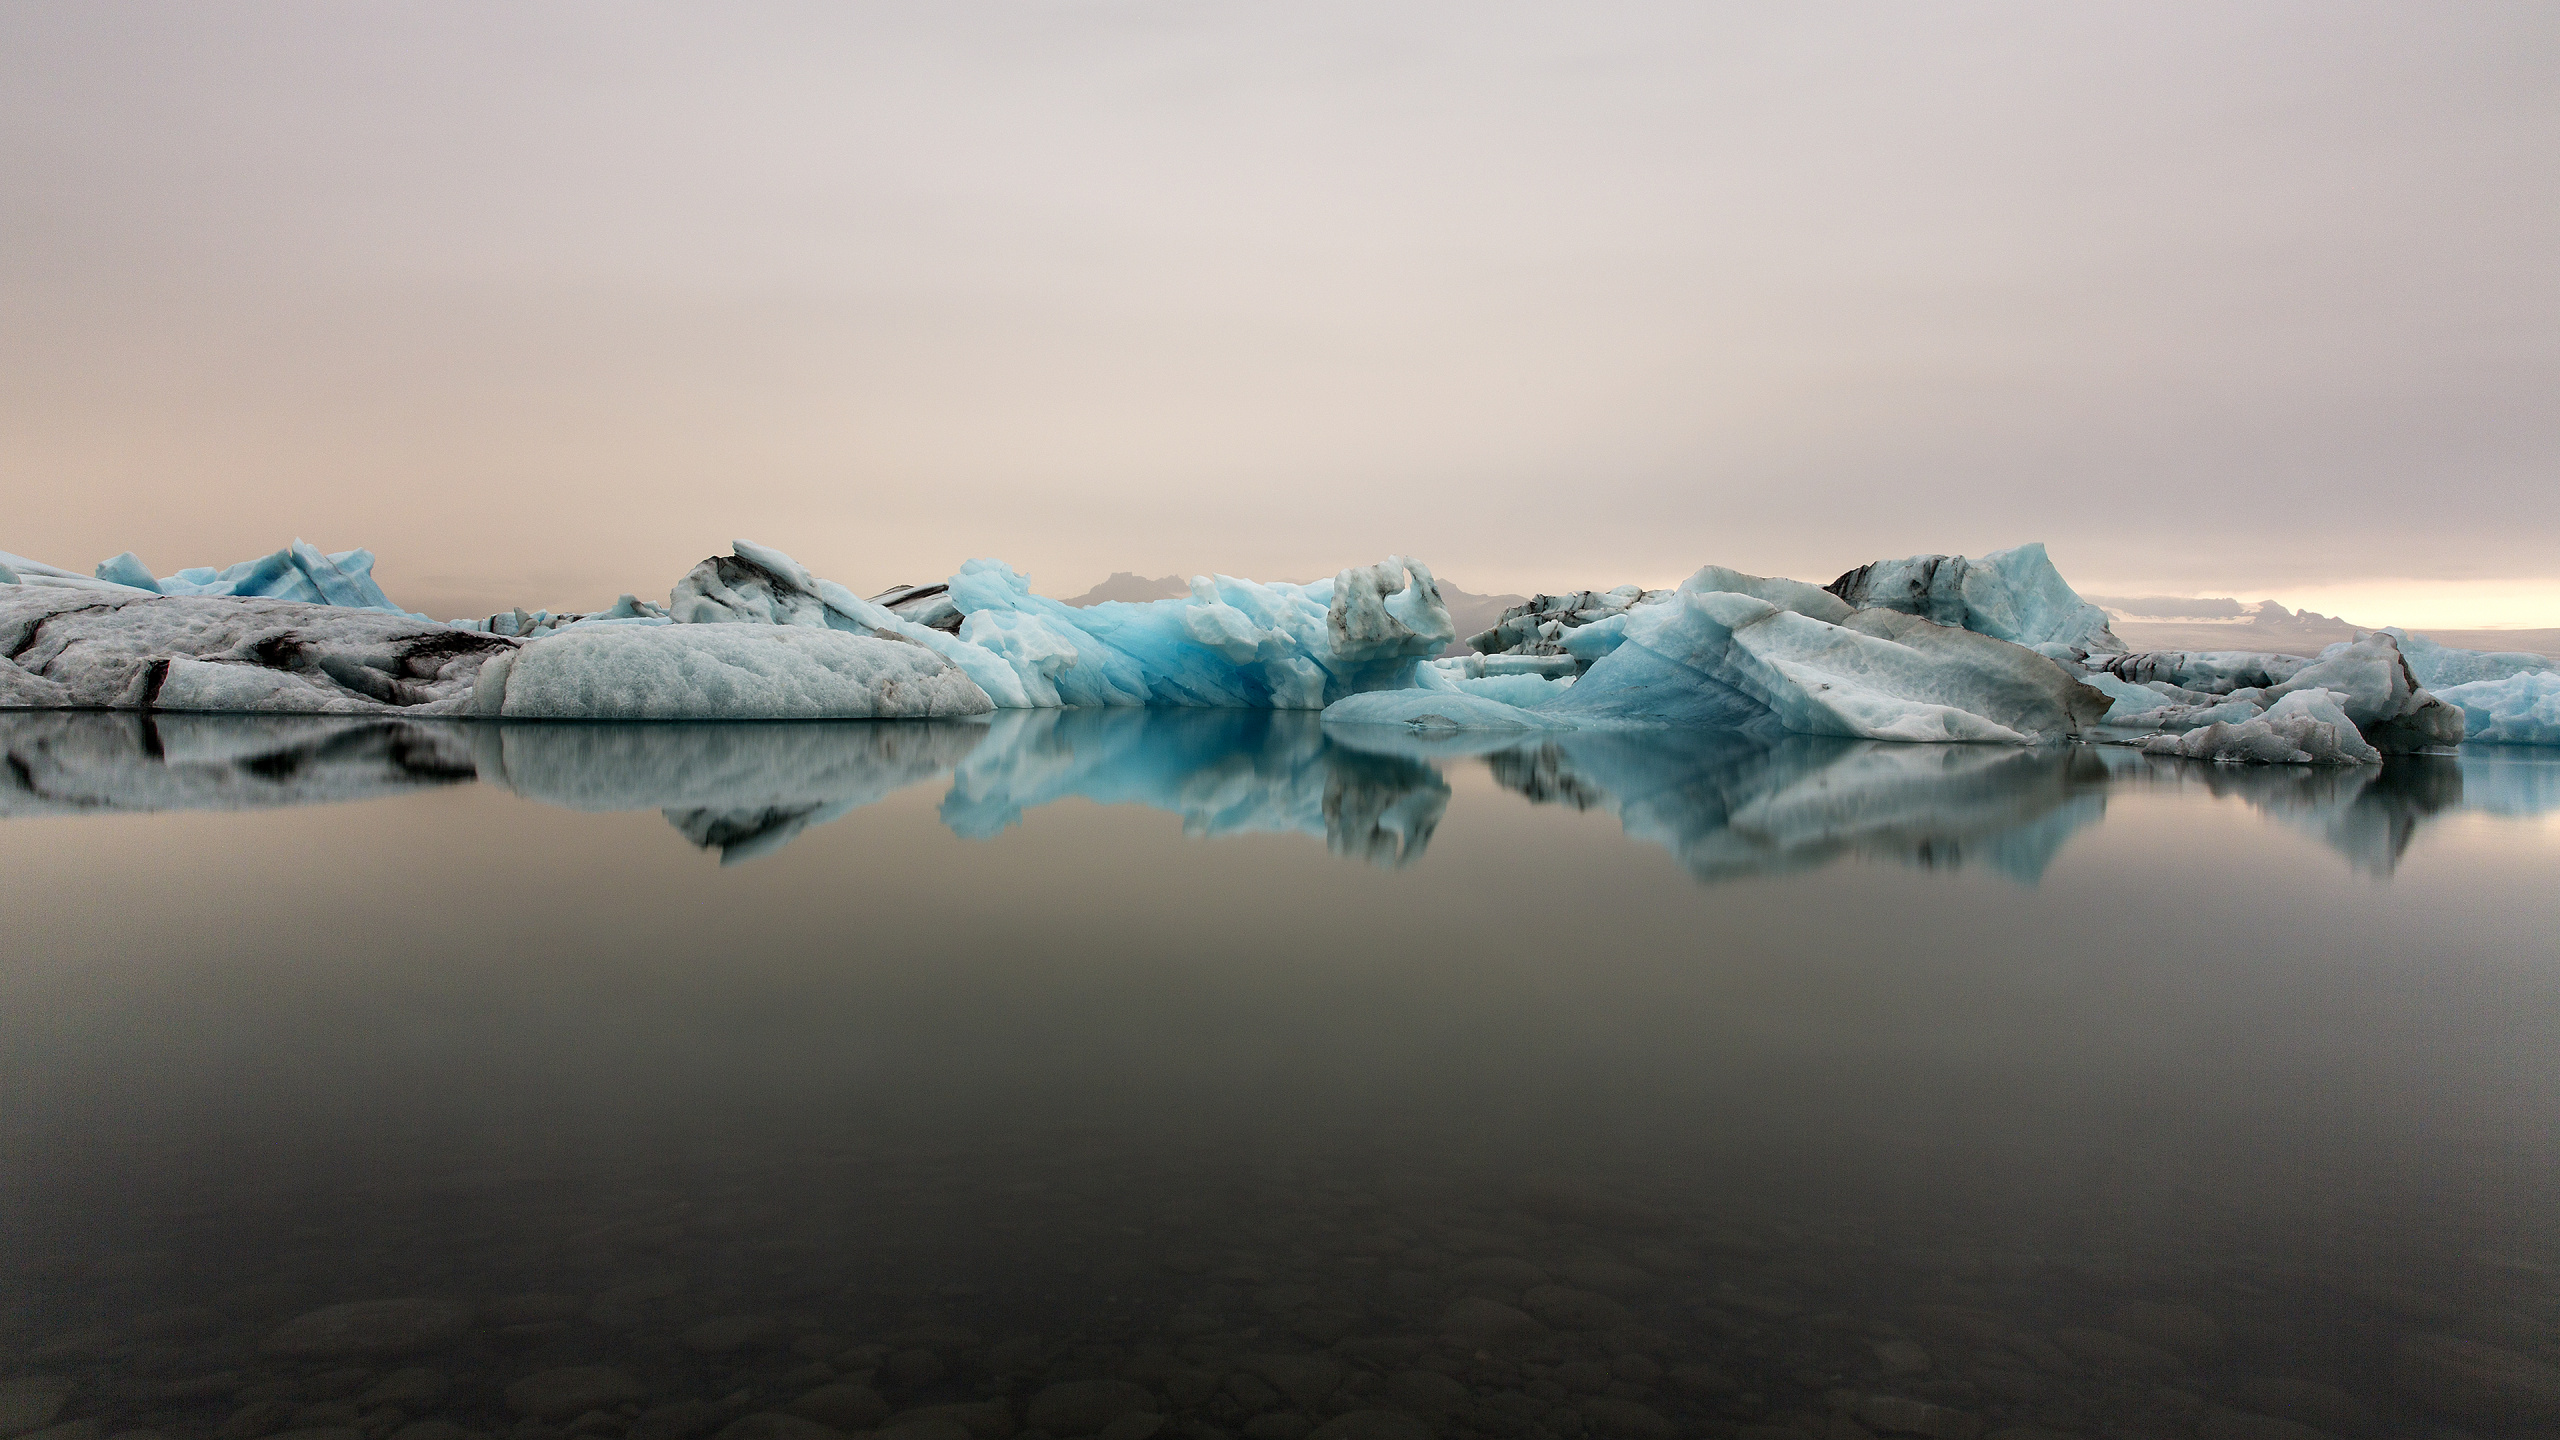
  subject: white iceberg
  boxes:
[2433,671,2560,747]
[470,624,994,720]
[1,587,514,714]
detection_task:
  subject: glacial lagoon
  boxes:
[3,711,2557,1440]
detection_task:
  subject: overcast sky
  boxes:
[4,3,2554,624]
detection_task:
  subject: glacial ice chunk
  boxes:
[1465,584,1673,664]
[2090,632,2462,755]
[1,587,514,714]
[1826,542,2126,655]
[1,550,152,594]
[2136,687,2382,765]
[674,541,1456,711]
[670,542,835,626]
[471,625,995,720]
[1677,564,1855,623]
[2265,632,2462,751]
[1322,690,1576,732]
[2434,671,2560,747]
[1545,591,2108,743]
[2386,628,2556,690]
[128,541,412,614]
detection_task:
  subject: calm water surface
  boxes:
[3,711,2557,1440]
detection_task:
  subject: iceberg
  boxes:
[1433,553,2110,746]
[470,624,994,720]
[1,587,515,714]
[2134,687,2384,765]
[1538,590,2108,743]
[2385,628,2555,690]
[2091,631,2464,758]
[1,549,152,594]
[2434,671,2560,747]
[1463,585,1675,666]
[1826,542,2127,656]
[1322,690,1576,733]
[660,541,1455,711]
[102,540,415,614]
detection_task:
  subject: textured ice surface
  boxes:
[107,541,414,614]
[1323,690,1576,732]
[472,625,994,720]
[1464,585,1673,664]
[1827,542,2125,655]
[0,711,475,816]
[2434,671,2560,746]
[2135,688,2382,765]
[1678,564,1855,623]
[1543,591,2107,743]
[2387,628,2557,690]
[669,541,1453,711]
[0,587,514,714]
[2094,632,2462,757]
[1,550,150,594]
[1412,659,1576,708]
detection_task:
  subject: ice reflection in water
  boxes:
[3,712,2559,1439]
[3,710,2548,879]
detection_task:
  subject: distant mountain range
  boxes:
[2089,594,2560,659]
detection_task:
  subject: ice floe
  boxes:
[97,541,416,613]
[1537,591,2109,743]
[8,534,2551,760]
[2090,631,2466,760]
[471,624,994,720]
[2386,627,2555,689]
[1825,542,2127,657]
[0,587,514,714]
[2433,671,2560,747]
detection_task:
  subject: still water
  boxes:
[3,711,2556,1440]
